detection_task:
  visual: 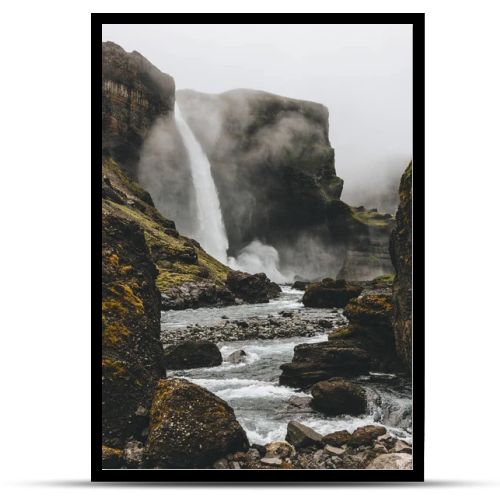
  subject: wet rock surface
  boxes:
[310,379,367,416]
[163,340,222,370]
[161,282,235,310]
[302,278,362,308]
[226,270,282,304]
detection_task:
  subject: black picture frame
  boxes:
[93,13,425,483]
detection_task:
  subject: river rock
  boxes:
[366,452,412,470]
[146,378,249,468]
[279,341,370,388]
[227,349,247,364]
[324,445,345,456]
[393,439,412,454]
[292,280,311,291]
[349,425,387,448]
[285,421,323,449]
[226,270,281,303]
[265,441,296,458]
[302,278,362,308]
[310,379,367,416]
[163,340,222,369]
[261,457,282,466]
[322,430,352,447]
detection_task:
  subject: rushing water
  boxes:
[162,287,412,445]
[174,103,229,263]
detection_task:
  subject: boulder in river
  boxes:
[302,278,362,308]
[279,341,370,388]
[310,379,367,416]
[146,378,249,468]
[292,280,311,291]
[227,349,247,364]
[285,421,323,449]
[163,340,222,369]
[226,270,281,304]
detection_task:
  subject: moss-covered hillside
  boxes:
[102,158,230,295]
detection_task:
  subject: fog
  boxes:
[102,23,412,209]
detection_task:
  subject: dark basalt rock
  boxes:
[145,378,249,468]
[292,280,311,291]
[390,162,413,373]
[163,340,222,370]
[310,379,367,416]
[161,281,235,310]
[279,341,370,388]
[102,445,125,469]
[102,211,164,447]
[226,270,281,304]
[302,278,362,308]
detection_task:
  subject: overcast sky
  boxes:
[102,24,412,206]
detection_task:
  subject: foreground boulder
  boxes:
[322,430,352,447]
[285,421,323,449]
[163,340,222,370]
[390,162,413,373]
[302,278,362,308]
[279,341,369,388]
[310,379,367,416]
[226,270,281,303]
[146,378,249,468]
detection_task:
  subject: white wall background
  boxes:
[0,0,499,498]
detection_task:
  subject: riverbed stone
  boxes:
[322,430,352,447]
[227,349,247,364]
[226,270,281,303]
[349,425,387,448]
[285,421,323,449]
[163,340,222,369]
[311,379,367,416]
[265,441,296,458]
[302,278,362,308]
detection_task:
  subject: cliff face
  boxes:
[177,89,394,280]
[390,162,412,372]
[102,208,164,447]
[102,41,176,179]
[177,89,343,257]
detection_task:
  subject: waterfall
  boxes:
[174,103,229,263]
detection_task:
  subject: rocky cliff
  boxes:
[177,89,394,280]
[102,41,176,179]
[390,162,413,372]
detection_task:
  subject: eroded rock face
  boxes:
[310,379,367,416]
[102,41,175,178]
[226,270,281,304]
[390,162,413,373]
[302,278,362,308]
[102,212,164,447]
[163,340,222,370]
[146,378,249,468]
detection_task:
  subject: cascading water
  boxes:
[174,102,229,263]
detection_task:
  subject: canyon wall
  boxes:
[390,162,413,372]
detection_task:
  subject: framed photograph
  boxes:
[94,14,424,482]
